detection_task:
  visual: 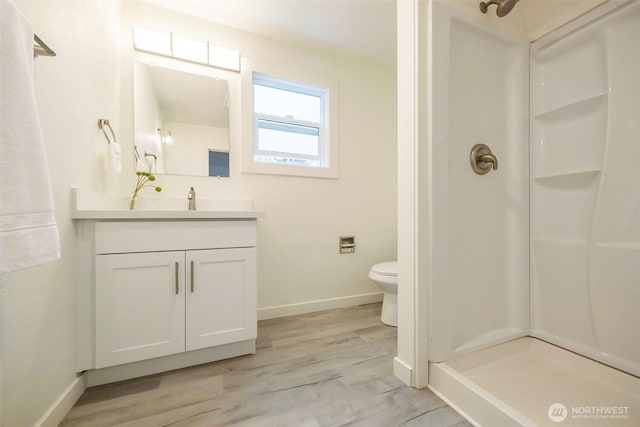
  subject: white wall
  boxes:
[523,0,609,40]
[1,1,122,426]
[122,1,398,317]
[444,0,609,41]
[395,0,421,387]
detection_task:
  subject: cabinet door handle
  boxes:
[190,260,195,293]
[175,262,179,294]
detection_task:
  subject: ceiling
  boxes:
[143,0,397,67]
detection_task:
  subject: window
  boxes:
[245,72,338,178]
[208,150,229,177]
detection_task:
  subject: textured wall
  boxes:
[2,1,122,425]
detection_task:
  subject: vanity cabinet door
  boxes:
[186,248,257,351]
[95,251,186,368]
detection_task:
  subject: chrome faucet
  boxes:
[187,187,196,211]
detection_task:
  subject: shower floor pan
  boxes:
[429,337,639,426]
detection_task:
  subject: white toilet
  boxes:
[368,261,398,327]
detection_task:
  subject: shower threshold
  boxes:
[429,337,639,426]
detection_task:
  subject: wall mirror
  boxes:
[133,62,230,177]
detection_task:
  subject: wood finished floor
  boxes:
[61,303,471,427]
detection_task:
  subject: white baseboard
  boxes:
[35,374,86,427]
[393,356,413,386]
[258,292,384,321]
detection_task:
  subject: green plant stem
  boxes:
[129,172,160,210]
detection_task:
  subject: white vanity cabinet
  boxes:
[95,247,256,368]
[185,248,256,351]
[95,250,186,368]
[74,216,261,385]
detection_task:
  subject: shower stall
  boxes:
[416,0,640,425]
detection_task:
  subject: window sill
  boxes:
[241,159,338,179]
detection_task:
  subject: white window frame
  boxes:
[242,68,339,179]
[254,117,324,164]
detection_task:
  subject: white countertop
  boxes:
[71,209,266,220]
[71,188,265,220]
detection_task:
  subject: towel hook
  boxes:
[33,34,56,58]
[98,119,116,145]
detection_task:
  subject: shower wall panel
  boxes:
[530,1,639,376]
[428,1,530,362]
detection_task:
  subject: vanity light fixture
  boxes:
[157,128,173,145]
[173,35,208,64]
[132,27,171,56]
[133,26,241,72]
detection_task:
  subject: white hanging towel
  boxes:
[0,0,60,273]
[104,141,122,172]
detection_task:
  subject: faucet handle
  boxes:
[187,187,196,210]
[479,154,498,170]
[470,144,498,175]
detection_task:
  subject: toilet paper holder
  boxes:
[339,236,356,254]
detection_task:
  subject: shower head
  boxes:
[479,0,519,17]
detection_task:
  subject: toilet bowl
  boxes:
[368,261,398,327]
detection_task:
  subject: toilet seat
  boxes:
[371,261,397,277]
[369,261,398,287]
